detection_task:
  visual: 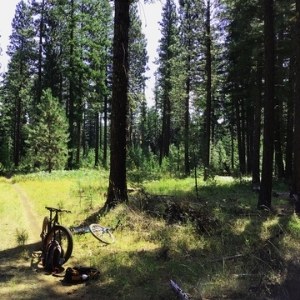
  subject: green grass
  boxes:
[0,181,29,250]
[0,170,299,299]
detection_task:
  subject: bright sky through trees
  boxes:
[0,0,20,72]
[0,0,164,104]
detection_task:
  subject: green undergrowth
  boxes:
[1,170,300,299]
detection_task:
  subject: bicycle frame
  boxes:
[46,207,70,228]
[47,209,59,230]
[44,207,71,242]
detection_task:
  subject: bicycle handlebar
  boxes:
[45,206,71,214]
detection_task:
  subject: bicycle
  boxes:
[70,220,120,244]
[89,223,116,244]
[40,206,73,266]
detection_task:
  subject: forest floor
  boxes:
[2,175,300,299]
[0,181,98,300]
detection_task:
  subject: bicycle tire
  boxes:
[43,225,73,264]
[40,216,50,243]
[89,224,115,244]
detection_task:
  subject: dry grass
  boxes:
[1,171,300,299]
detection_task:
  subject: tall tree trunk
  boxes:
[183,3,191,176]
[230,125,235,170]
[246,105,253,175]
[240,102,247,174]
[106,0,130,209]
[140,95,147,151]
[103,92,108,168]
[252,59,262,188]
[274,101,285,178]
[67,0,75,169]
[274,35,285,179]
[235,97,246,174]
[258,0,275,209]
[76,74,83,168]
[14,57,24,168]
[14,95,22,167]
[294,0,300,211]
[37,0,45,104]
[159,93,171,165]
[184,60,191,176]
[204,0,212,181]
[285,57,295,183]
[94,112,100,167]
[76,118,81,167]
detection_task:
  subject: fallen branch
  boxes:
[209,253,245,262]
[170,279,190,300]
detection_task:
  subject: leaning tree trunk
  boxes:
[105,0,130,210]
[258,0,275,209]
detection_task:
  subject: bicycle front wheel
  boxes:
[44,225,73,264]
[89,224,115,244]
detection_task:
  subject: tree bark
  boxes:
[94,112,100,167]
[37,0,45,104]
[103,92,108,168]
[294,0,300,212]
[252,59,262,188]
[159,93,171,165]
[204,0,212,181]
[258,0,275,209]
[285,57,295,183]
[67,0,75,169]
[184,61,191,176]
[106,0,130,209]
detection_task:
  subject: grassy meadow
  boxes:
[1,170,300,299]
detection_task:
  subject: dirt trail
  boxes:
[13,183,41,244]
[0,182,87,299]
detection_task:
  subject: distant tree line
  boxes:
[0,0,300,209]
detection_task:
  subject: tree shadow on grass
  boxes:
[73,178,300,299]
[127,186,298,299]
[0,241,74,299]
[0,241,42,277]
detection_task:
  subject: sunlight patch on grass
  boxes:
[287,214,300,236]
[0,171,295,299]
[14,170,109,227]
[0,182,28,250]
[143,177,196,196]
[231,218,251,235]
[260,217,280,240]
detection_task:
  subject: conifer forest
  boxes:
[0,0,300,209]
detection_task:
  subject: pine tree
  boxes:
[258,0,275,209]
[156,0,179,166]
[4,0,35,167]
[27,89,69,172]
[81,0,112,167]
[128,2,148,149]
[106,0,130,209]
[179,0,205,176]
[294,0,300,211]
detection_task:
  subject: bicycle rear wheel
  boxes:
[44,225,73,265]
[89,224,115,244]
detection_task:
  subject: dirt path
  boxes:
[0,182,88,300]
[13,183,41,244]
